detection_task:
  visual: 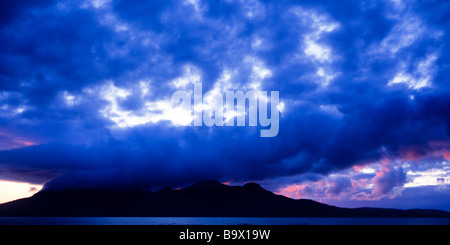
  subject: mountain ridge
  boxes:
[0,180,449,217]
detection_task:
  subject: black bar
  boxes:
[0,225,448,244]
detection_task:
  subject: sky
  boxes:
[0,0,449,211]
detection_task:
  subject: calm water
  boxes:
[0,217,449,225]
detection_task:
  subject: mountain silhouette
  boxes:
[0,180,449,217]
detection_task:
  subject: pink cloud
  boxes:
[398,141,450,162]
[443,152,450,160]
[369,160,406,200]
[0,131,39,150]
[276,159,408,202]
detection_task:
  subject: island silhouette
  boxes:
[0,180,448,217]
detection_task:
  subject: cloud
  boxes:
[331,184,450,211]
[370,161,407,199]
[0,0,55,26]
[274,156,449,204]
[0,0,449,203]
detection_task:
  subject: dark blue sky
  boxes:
[0,0,449,211]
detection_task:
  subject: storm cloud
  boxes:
[0,0,449,202]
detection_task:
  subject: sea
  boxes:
[0,217,449,225]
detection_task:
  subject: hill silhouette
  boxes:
[0,180,448,217]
